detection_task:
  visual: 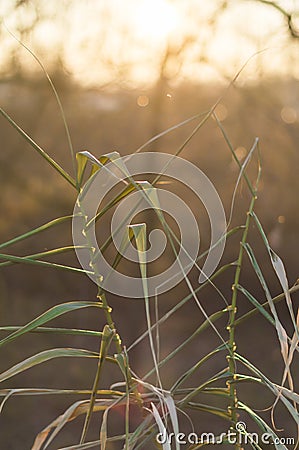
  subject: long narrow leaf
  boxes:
[0,326,102,337]
[237,285,275,326]
[80,325,115,445]
[0,216,72,250]
[235,284,299,326]
[151,402,171,450]
[32,398,118,450]
[238,401,288,450]
[165,394,180,450]
[0,301,104,347]
[0,107,76,187]
[235,353,299,425]
[0,252,93,274]
[252,213,297,335]
[242,243,289,372]
[0,246,86,268]
[186,402,230,420]
[145,311,228,380]
[0,348,98,383]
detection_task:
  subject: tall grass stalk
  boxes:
[227,191,259,438]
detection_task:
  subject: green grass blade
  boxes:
[236,285,275,325]
[0,348,99,383]
[0,215,73,250]
[130,223,163,389]
[0,107,76,188]
[235,353,299,425]
[144,311,228,381]
[171,346,226,392]
[0,326,102,337]
[127,414,154,449]
[3,25,76,178]
[135,111,209,153]
[0,388,122,397]
[252,212,298,337]
[243,242,296,418]
[128,263,234,353]
[0,252,93,274]
[242,243,289,366]
[0,245,86,268]
[200,387,230,398]
[235,284,299,326]
[80,325,115,445]
[238,401,288,450]
[58,441,101,450]
[213,114,256,197]
[186,402,230,420]
[86,182,136,230]
[0,301,104,347]
[179,369,231,407]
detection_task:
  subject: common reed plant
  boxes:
[0,58,298,450]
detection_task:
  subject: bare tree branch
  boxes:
[254,0,299,38]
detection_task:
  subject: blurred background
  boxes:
[0,0,299,448]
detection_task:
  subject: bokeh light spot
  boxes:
[281,106,297,124]
[137,95,149,107]
[215,103,228,121]
[235,146,247,162]
[278,215,285,224]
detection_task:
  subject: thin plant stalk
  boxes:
[227,167,261,443]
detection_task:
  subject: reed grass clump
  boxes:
[0,64,298,450]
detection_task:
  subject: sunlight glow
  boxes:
[1,0,299,87]
[132,0,179,43]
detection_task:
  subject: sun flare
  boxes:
[132,0,179,43]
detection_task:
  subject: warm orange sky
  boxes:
[1,0,299,87]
